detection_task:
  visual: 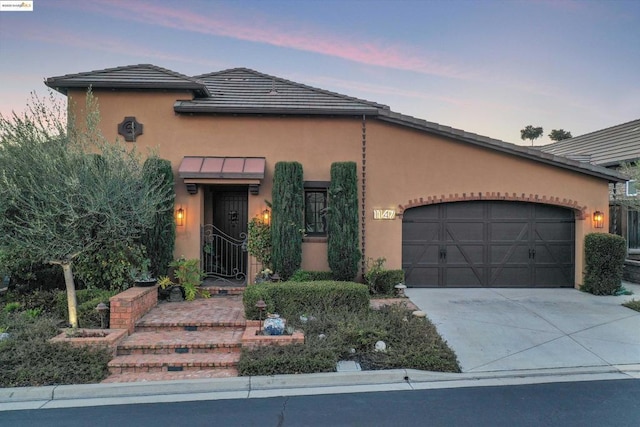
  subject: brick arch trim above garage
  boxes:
[397,192,588,220]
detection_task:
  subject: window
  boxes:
[304,182,328,236]
[626,180,637,196]
[629,210,640,251]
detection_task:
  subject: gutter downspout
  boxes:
[361,115,367,278]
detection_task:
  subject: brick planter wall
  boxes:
[50,328,127,356]
[109,286,158,334]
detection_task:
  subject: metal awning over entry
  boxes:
[178,156,266,194]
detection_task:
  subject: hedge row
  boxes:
[243,281,369,320]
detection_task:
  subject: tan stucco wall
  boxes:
[69,89,611,287]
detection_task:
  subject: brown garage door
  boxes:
[402,201,574,287]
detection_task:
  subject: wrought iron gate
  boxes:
[201,224,247,284]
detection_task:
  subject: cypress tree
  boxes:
[271,162,303,280]
[140,156,176,276]
[328,162,361,281]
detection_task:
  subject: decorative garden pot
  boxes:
[263,314,286,336]
[168,286,184,302]
[134,279,157,287]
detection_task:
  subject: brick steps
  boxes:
[116,330,244,355]
[108,352,241,374]
[103,295,251,382]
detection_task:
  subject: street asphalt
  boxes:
[1,283,639,411]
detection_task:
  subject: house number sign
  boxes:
[373,209,396,220]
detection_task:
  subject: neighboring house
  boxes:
[540,119,640,260]
[45,64,626,289]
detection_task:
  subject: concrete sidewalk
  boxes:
[1,366,638,411]
[407,282,640,373]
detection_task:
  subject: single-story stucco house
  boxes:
[45,64,626,288]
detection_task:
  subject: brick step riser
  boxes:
[108,364,238,375]
[134,325,246,333]
[117,346,242,356]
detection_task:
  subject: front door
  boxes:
[202,188,248,284]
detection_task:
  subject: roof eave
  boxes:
[45,80,210,97]
[173,102,380,116]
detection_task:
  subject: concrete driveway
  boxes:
[406,283,640,374]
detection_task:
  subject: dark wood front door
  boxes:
[202,188,248,283]
[402,201,574,288]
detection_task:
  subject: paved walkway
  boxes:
[407,283,640,373]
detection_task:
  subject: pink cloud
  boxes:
[65,0,474,80]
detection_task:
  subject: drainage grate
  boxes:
[184,325,197,331]
[175,347,189,354]
[167,366,183,372]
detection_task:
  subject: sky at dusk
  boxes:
[0,0,638,145]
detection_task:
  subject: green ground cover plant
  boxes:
[623,299,640,312]
[240,282,460,376]
[0,310,111,387]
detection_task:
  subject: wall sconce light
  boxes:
[262,209,271,225]
[593,210,604,229]
[176,207,185,226]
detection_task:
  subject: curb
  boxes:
[2,365,637,406]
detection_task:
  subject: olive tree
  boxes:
[0,91,172,327]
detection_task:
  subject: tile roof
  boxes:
[45,64,209,96]
[540,119,640,167]
[44,64,626,183]
[173,68,387,115]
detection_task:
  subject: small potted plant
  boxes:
[158,258,208,301]
[129,259,157,287]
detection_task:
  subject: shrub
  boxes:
[365,258,405,295]
[0,313,111,387]
[247,216,272,270]
[4,289,61,314]
[243,281,369,320]
[328,162,361,281]
[288,270,334,282]
[238,345,337,376]
[271,162,304,280]
[582,233,626,295]
[74,242,146,291]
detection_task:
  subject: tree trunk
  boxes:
[61,262,79,328]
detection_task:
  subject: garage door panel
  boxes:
[534,267,573,287]
[446,244,484,263]
[446,202,484,219]
[491,203,531,219]
[402,222,439,240]
[445,267,484,287]
[534,244,573,264]
[490,267,532,287]
[490,245,530,264]
[490,222,529,241]
[404,267,439,287]
[535,223,574,241]
[446,223,484,241]
[403,244,439,264]
[535,204,574,219]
